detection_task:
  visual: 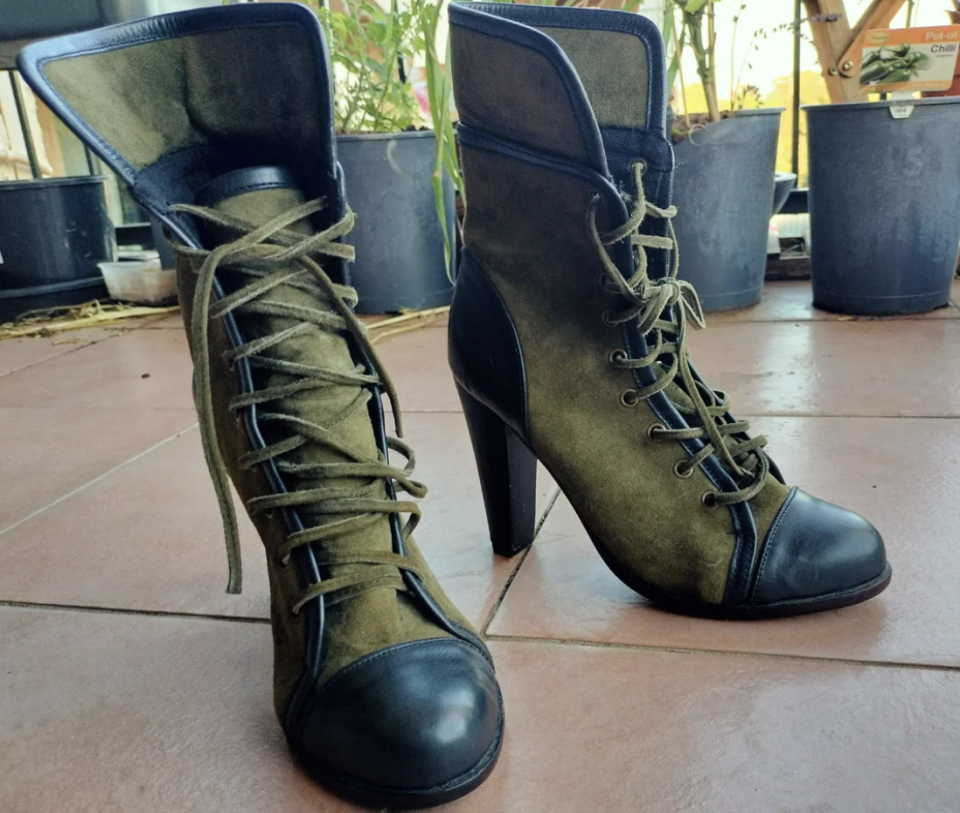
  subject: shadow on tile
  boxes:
[446,640,960,813]
[0,607,364,813]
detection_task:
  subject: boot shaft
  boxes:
[449,2,675,278]
[18,5,346,260]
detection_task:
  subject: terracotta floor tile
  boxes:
[142,312,184,328]
[374,327,460,413]
[399,413,556,628]
[0,406,196,531]
[0,328,119,377]
[0,428,270,619]
[0,329,194,410]
[0,607,363,813]
[0,413,549,627]
[448,641,960,813]
[686,319,960,417]
[489,416,960,667]
[710,279,959,324]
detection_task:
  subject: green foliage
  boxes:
[420,0,460,281]
[314,0,427,134]
[667,0,723,122]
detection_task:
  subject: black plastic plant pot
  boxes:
[806,98,960,315]
[336,131,455,315]
[0,175,114,321]
[672,109,783,312]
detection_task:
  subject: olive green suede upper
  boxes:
[44,27,325,172]
[453,16,791,605]
[177,186,474,707]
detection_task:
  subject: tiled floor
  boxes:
[2,280,960,813]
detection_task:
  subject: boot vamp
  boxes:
[210,190,461,686]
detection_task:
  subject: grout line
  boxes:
[745,413,960,420]
[480,548,531,639]
[480,486,562,637]
[0,328,126,380]
[0,599,270,625]
[707,315,960,325]
[535,486,562,538]
[0,422,198,538]
[394,409,960,421]
[484,633,960,674]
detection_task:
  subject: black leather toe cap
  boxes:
[296,638,502,794]
[752,488,888,605]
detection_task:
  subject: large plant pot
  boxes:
[806,98,960,315]
[0,176,114,321]
[672,109,782,312]
[337,131,454,314]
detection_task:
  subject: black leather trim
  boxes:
[197,165,297,207]
[750,487,887,604]
[449,250,530,442]
[297,638,502,792]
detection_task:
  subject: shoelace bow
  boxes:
[587,162,770,507]
[171,199,427,609]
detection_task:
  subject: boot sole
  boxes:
[292,711,504,809]
[593,538,893,620]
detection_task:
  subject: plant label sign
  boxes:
[859,26,960,93]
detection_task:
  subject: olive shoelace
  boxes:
[172,199,426,609]
[588,162,770,507]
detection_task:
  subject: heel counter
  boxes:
[448,251,529,440]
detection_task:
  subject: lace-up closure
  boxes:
[587,163,770,507]
[172,198,427,610]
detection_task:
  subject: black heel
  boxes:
[456,384,538,557]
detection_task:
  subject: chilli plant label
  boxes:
[859,26,960,93]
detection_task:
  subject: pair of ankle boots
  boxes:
[20,3,890,808]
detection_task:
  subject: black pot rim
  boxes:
[336,130,436,143]
[804,96,960,112]
[0,174,109,191]
[0,275,106,300]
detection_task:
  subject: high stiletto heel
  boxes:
[457,384,538,557]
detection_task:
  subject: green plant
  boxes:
[668,0,723,123]
[421,0,462,279]
[313,0,428,134]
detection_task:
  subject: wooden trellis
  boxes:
[803,0,910,102]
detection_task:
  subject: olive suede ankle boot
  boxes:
[19,5,502,807]
[447,2,890,619]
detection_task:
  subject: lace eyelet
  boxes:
[631,159,647,174]
[607,348,628,365]
[278,552,291,567]
[700,492,720,509]
[620,389,640,408]
[646,422,665,441]
[602,310,618,327]
[673,460,694,479]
